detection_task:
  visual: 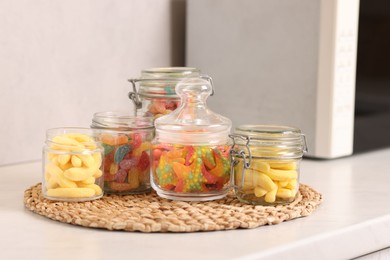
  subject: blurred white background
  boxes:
[0,0,185,165]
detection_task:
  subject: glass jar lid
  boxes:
[231,125,307,159]
[136,67,200,98]
[154,78,231,145]
[91,111,154,131]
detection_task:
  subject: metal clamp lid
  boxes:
[229,134,252,169]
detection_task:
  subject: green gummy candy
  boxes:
[114,144,131,164]
[102,143,115,156]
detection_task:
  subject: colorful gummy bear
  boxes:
[152,144,231,193]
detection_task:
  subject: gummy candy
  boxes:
[152,144,231,193]
[234,159,299,204]
[114,144,131,164]
[99,132,152,194]
[43,133,103,201]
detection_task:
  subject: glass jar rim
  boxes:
[141,67,200,78]
[45,127,102,153]
[91,111,154,131]
[231,124,307,159]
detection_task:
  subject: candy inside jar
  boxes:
[230,125,307,205]
[152,144,231,193]
[151,78,232,201]
[42,128,104,202]
[91,112,154,194]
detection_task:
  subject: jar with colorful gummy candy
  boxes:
[151,78,232,201]
[42,128,104,201]
[91,111,154,194]
[230,125,307,205]
[128,67,213,119]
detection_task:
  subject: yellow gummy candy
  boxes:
[93,169,103,178]
[252,170,277,191]
[269,161,297,170]
[265,189,277,203]
[78,176,95,185]
[128,171,140,189]
[254,187,267,197]
[63,167,95,182]
[286,179,297,189]
[47,187,95,198]
[45,172,58,189]
[77,183,103,196]
[250,160,270,173]
[265,169,297,181]
[57,154,71,166]
[71,155,82,167]
[277,181,289,188]
[45,163,77,188]
[276,188,293,199]
[52,136,84,147]
[77,154,94,167]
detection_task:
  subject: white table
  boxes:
[2,149,390,259]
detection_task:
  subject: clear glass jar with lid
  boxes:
[151,78,231,201]
[91,111,154,194]
[42,127,104,201]
[128,67,213,119]
[230,125,307,205]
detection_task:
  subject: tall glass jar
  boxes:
[128,67,213,119]
[91,111,154,194]
[42,128,104,201]
[230,125,307,205]
[151,78,232,201]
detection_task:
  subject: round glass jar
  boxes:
[151,78,232,201]
[91,111,154,194]
[42,128,104,201]
[230,125,307,205]
[128,67,213,119]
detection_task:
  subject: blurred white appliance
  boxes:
[186,0,360,159]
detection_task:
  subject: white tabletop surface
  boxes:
[1,148,390,259]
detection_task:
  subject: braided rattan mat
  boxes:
[24,183,322,232]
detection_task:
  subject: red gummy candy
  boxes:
[185,146,195,166]
[104,171,116,182]
[119,158,139,170]
[138,151,150,171]
[115,169,128,183]
[132,133,142,149]
[201,163,218,184]
[174,179,184,192]
[152,149,162,161]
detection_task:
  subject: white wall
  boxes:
[0,0,185,165]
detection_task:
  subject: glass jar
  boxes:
[230,125,307,205]
[128,67,213,119]
[91,111,154,194]
[42,128,104,201]
[151,78,232,201]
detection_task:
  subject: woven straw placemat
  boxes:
[24,183,322,232]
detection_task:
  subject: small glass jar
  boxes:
[91,111,154,194]
[42,128,104,201]
[151,78,232,201]
[230,125,307,205]
[128,67,213,119]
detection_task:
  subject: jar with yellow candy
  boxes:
[151,78,232,201]
[128,67,213,119]
[230,125,307,205]
[42,128,104,201]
